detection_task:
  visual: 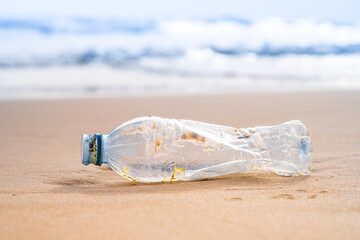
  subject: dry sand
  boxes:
[0,91,359,240]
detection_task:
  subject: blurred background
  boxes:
[1,0,360,100]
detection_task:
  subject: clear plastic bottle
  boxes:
[81,116,312,183]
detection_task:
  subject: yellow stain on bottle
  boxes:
[112,165,137,182]
[170,165,184,182]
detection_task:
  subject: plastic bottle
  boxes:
[81,116,312,183]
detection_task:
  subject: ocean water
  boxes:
[0,17,360,99]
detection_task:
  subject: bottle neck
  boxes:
[81,133,108,166]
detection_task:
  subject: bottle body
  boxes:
[82,116,312,183]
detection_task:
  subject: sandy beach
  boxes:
[0,91,359,240]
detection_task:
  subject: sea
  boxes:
[1,16,360,100]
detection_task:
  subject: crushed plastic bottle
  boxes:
[81,116,312,183]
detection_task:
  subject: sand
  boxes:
[0,91,359,240]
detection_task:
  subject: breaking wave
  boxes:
[1,16,360,70]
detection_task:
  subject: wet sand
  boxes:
[0,91,359,240]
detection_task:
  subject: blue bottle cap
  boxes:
[81,133,103,166]
[81,134,91,165]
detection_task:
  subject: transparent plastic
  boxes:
[81,116,312,182]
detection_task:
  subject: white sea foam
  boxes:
[1,54,360,100]
[0,17,360,99]
[1,17,360,65]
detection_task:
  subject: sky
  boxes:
[0,0,359,23]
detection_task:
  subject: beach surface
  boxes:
[0,91,359,240]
